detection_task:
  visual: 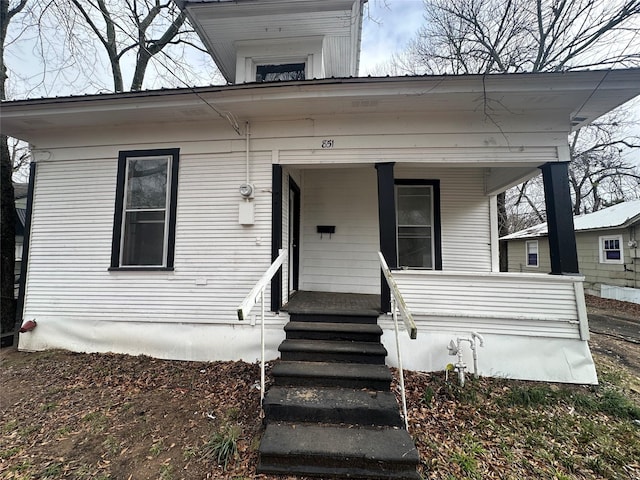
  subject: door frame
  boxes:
[288,177,301,295]
[271,165,283,312]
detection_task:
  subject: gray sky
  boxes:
[360,0,425,74]
[5,0,425,97]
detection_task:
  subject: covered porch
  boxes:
[270,159,579,310]
[265,158,596,384]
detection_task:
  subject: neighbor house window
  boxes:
[395,181,441,269]
[110,149,179,269]
[526,240,539,267]
[256,63,305,82]
[599,235,624,264]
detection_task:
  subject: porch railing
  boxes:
[378,252,417,430]
[392,270,589,341]
[237,248,288,405]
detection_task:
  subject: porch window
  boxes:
[395,184,435,269]
[110,149,180,270]
[526,240,539,267]
[599,235,624,264]
[256,63,305,82]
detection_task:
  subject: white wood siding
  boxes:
[300,167,380,293]
[393,271,586,339]
[297,166,492,292]
[19,110,569,365]
[24,151,275,325]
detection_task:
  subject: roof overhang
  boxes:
[2,70,639,142]
[176,0,365,82]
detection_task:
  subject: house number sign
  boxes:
[321,139,334,149]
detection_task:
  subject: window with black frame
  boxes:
[110,149,179,269]
[396,184,434,269]
[256,63,305,82]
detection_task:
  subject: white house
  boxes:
[3,0,640,386]
[502,200,640,304]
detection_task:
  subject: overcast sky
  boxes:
[360,0,425,74]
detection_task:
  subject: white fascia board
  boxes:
[3,71,640,137]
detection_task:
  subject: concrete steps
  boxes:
[279,339,387,364]
[263,386,404,426]
[258,423,420,479]
[271,360,393,390]
[257,310,420,479]
[284,321,383,342]
[289,312,379,324]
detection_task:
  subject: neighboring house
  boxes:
[502,200,640,304]
[2,0,640,386]
[14,183,29,295]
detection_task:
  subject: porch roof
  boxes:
[2,70,639,142]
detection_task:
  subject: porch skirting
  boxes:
[18,312,597,385]
[17,317,286,364]
[380,328,597,385]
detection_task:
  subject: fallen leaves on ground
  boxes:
[585,294,640,319]
[2,295,639,480]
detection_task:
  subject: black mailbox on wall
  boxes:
[316,225,335,234]
[317,225,335,239]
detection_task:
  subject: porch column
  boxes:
[375,162,397,313]
[271,164,283,311]
[540,162,579,274]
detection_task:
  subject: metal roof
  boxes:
[2,70,640,143]
[501,199,640,240]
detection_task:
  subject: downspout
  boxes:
[630,224,638,289]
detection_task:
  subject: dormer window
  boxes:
[234,37,324,84]
[180,2,364,84]
[256,63,306,82]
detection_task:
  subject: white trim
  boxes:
[573,281,590,340]
[598,234,624,264]
[235,36,324,83]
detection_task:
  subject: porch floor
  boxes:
[282,291,381,316]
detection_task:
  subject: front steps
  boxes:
[259,424,419,479]
[257,310,420,479]
[279,339,388,364]
[263,386,404,426]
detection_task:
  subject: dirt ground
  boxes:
[585,294,640,377]
[1,296,639,480]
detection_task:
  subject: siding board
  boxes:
[24,152,275,326]
[300,167,380,293]
[394,271,584,339]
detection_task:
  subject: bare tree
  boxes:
[568,112,640,214]
[1,0,28,336]
[389,0,640,268]
[43,0,211,92]
[1,0,218,336]
[401,0,640,75]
